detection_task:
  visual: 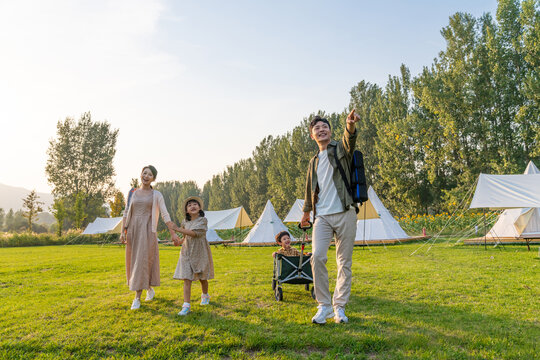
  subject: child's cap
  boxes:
[275,231,290,244]
[183,196,204,215]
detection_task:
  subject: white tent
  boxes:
[355,187,409,241]
[525,161,540,175]
[82,217,123,235]
[206,229,224,243]
[485,161,540,239]
[205,206,253,230]
[283,199,378,223]
[243,200,296,243]
[469,174,540,209]
[283,199,313,223]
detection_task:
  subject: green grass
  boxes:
[0,241,538,359]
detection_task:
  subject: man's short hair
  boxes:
[309,116,331,133]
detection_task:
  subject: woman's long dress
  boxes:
[125,190,160,291]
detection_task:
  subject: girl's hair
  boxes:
[275,231,290,245]
[185,199,205,221]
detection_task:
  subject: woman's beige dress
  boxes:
[125,190,160,291]
[173,217,214,281]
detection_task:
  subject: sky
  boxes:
[0,0,498,194]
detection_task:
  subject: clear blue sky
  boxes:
[0,0,498,194]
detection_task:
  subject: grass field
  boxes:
[0,241,538,359]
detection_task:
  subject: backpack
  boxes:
[333,148,368,205]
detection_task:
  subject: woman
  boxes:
[120,165,180,310]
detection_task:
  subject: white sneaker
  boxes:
[145,288,155,301]
[311,305,334,324]
[200,294,210,305]
[130,298,141,310]
[178,303,191,316]
[334,306,349,323]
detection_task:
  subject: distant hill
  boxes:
[0,183,54,212]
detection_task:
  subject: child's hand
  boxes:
[272,252,276,258]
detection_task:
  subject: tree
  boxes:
[175,181,202,220]
[4,209,26,233]
[109,190,125,217]
[45,112,118,227]
[130,178,140,189]
[4,209,14,232]
[22,190,44,231]
[73,192,87,229]
[51,199,66,236]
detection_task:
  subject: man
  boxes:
[301,109,360,324]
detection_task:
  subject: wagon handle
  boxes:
[297,221,312,231]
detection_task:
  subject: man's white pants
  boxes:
[310,208,356,308]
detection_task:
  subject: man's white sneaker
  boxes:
[311,305,334,324]
[145,288,155,301]
[200,294,210,305]
[334,307,349,323]
[130,298,141,310]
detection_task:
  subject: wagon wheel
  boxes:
[275,287,283,301]
[272,279,277,291]
[310,286,316,300]
[305,284,310,291]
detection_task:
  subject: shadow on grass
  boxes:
[2,293,538,359]
[346,294,539,359]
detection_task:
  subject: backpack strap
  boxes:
[333,147,353,199]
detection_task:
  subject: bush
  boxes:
[0,230,120,248]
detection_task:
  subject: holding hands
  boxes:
[171,233,182,246]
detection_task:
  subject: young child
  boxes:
[272,231,310,257]
[173,196,214,316]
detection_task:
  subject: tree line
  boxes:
[28,0,538,236]
[169,0,539,219]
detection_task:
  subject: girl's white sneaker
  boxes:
[200,294,210,305]
[178,303,191,316]
[145,288,155,301]
[131,298,141,310]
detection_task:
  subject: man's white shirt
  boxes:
[315,150,343,216]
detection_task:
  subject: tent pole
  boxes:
[482,208,487,250]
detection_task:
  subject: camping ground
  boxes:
[0,242,538,359]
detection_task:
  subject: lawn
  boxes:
[0,241,538,359]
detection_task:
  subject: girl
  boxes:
[120,165,180,310]
[173,196,214,315]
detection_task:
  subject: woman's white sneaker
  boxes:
[145,288,155,301]
[130,298,141,310]
[311,305,334,324]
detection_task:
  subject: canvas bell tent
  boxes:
[283,198,379,223]
[282,189,412,245]
[243,200,296,244]
[355,187,410,244]
[205,206,253,230]
[206,228,224,243]
[82,217,123,235]
[283,199,312,223]
[475,161,540,241]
